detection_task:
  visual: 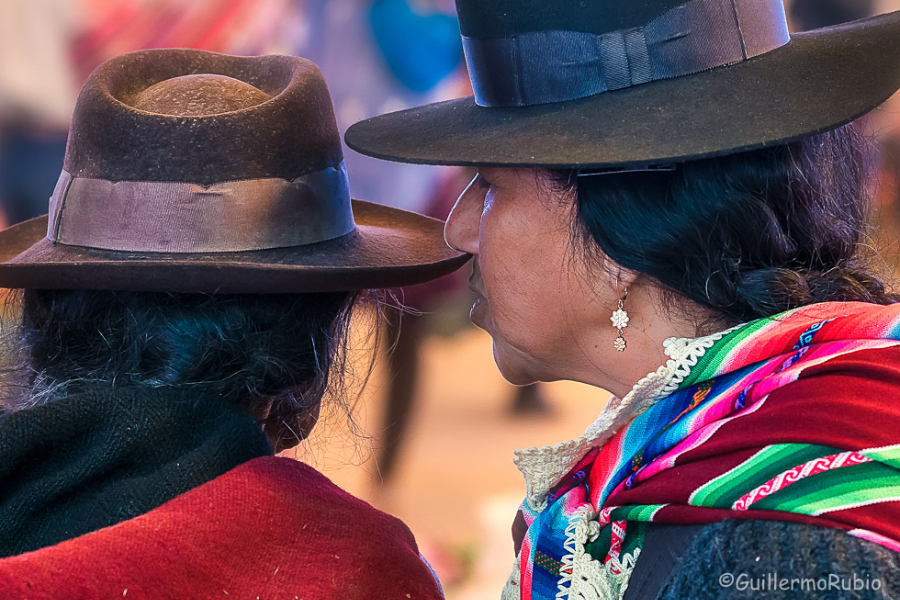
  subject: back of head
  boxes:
[558,122,895,326]
[4,289,361,451]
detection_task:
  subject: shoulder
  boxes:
[0,456,444,600]
[198,456,444,598]
[627,520,900,600]
[218,457,437,578]
[232,456,420,543]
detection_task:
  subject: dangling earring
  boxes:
[611,287,629,352]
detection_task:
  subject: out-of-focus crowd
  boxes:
[1,0,899,232]
[0,0,468,225]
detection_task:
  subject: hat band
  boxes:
[463,0,790,108]
[47,163,356,253]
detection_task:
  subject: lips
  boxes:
[466,262,489,328]
[468,262,484,297]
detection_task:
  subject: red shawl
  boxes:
[0,457,442,600]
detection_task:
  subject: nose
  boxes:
[444,174,483,255]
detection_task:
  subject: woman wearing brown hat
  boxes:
[0,49,466,598]
[348,1,900,598]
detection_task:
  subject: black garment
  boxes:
[623,521,900,599]
[0,387,271,557]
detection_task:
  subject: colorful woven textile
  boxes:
[516,302,900,600]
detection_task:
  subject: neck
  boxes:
[575,284,730,399]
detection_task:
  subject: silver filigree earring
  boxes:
[611,287,629,352]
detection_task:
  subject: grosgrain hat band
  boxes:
[463,0,791,108]
[47,162,356,253]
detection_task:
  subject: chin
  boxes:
[492,341,539,386]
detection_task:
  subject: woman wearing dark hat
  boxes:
[347,1,900,599]
[0,49,466,598]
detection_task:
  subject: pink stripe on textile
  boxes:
[750,340,900,399]
[715,317,787,373]
[561,490,590,514]
[849,528,900,553]
[623,395,771,489]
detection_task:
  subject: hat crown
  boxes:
[132,74,272,116]
[457,0,690,38]
[64,50,343,185]
[49,49,357,256]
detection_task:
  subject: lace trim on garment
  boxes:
[501,554,522,600]
[513,323,743,512]
[557,507,642,600]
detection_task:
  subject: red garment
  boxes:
[0,457,443,600]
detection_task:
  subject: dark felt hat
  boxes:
[345,0,900,169]
[0,49,468,293]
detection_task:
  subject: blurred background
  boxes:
[2,0,900,598]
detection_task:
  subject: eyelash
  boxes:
[476,174,492,189]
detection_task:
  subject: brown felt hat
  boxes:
[0,49,468,293]
[345,0,900,169]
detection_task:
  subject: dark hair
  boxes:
[2,290,364,426]
[555,123,896,326]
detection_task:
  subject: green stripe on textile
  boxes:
[682,318,773,387]
[621,521,646,558]
[864,444,900,469]
[611,504,666,522]
[690,444,838,507]
[802,480,900,516]
[595,523,612,551]
[586,522,614,562]
[750,462,900,514]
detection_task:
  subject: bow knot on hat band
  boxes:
[464,0,790,107]
[344,1,900,169]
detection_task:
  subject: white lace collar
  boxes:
[513,324,743,511]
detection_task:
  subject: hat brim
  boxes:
[345,12,900,168]
[0,200,469,293]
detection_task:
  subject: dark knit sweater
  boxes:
[0,388,445,600]
[0,386,271,557]
[623,521,900,599]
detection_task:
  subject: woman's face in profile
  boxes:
[444,168,619,386]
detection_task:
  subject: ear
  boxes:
[616,267,640,292]
[593,252,640,293]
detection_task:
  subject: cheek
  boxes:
[477,205,580,368]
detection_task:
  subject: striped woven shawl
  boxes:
[516,301,900,600]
